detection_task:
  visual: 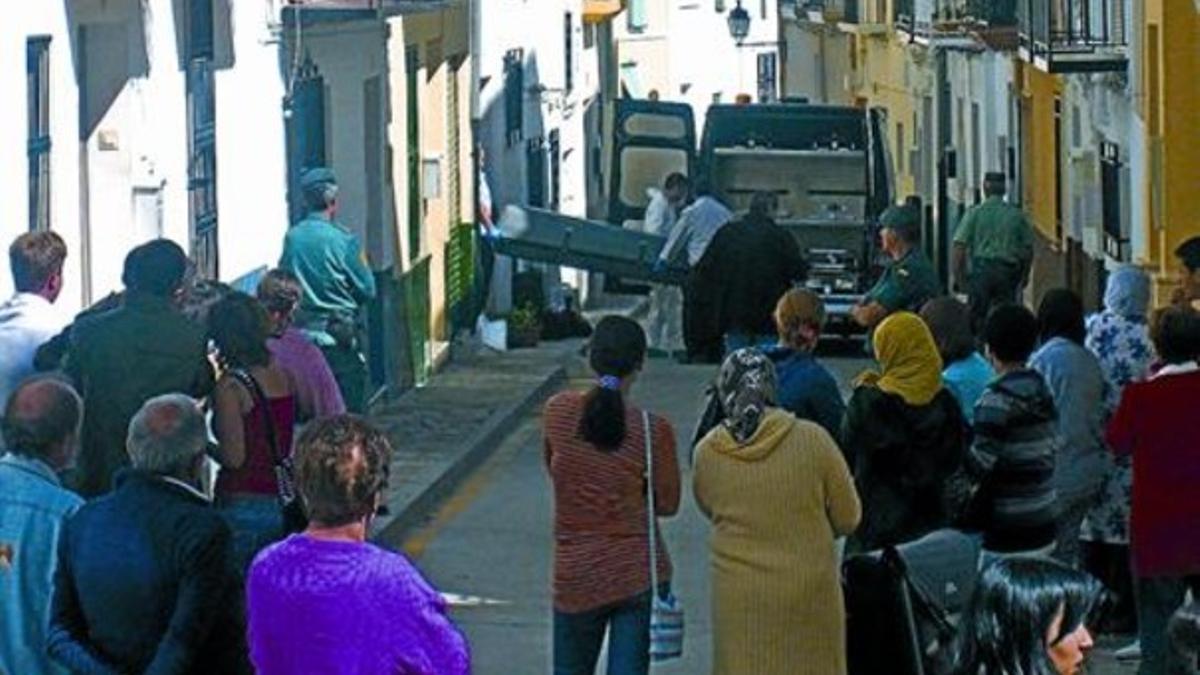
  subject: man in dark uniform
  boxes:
[692,191,807,354]
[953,172,1034,334]
[279,167,376,414]
[852,203,941,329]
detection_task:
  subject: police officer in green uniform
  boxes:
[953,172,1034,334]
[279,167,377,413]
[852,203,941,328]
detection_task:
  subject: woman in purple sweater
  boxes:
[246,416,470,674]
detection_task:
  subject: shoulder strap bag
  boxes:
[643,410,684,662]
[230,368,308,534]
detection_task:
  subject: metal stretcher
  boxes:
[493,205,690,286]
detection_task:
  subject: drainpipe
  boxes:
[935,46,952,286]
[470,0,482,223]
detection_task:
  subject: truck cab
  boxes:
[609,99,894,332]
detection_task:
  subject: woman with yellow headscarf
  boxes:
[841,311,969,552]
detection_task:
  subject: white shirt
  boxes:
[641,188,678,238]
[658,196,733,266]
[0,293,66,411]
[478,169,494,231]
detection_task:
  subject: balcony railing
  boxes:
[895,0,1017,39]
[1016,0,1128,72]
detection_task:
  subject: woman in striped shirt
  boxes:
[543,316,682,675]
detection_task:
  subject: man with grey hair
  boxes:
[0,376,83,675]
[279,167,376,414]
[47,394,236,674]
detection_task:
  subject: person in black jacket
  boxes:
[47,394,236,674]
[841,311,967,553]
[691,191,808,358]
[962,304,1060,561]
[62,241,215,498]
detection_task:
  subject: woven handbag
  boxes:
[643,410,684,662]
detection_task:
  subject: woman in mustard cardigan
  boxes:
[694,348,862,675]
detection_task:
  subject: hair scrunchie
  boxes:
[598,375,622,391]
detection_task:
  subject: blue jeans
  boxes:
[218,494,284,576]
[553,586,665,675]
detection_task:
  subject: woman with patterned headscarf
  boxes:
[1080,266,1156,638]
[694,348,861,675]
[841,311,968,553]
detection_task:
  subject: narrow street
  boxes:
[394,348,1137,674]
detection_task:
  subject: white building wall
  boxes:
[781,22,852,104]
[2,1,292,310]
[477,0,603,294]
[213,0,291,284]
[616,1,781,134]
[945,48,1015,210]
[1062,73,1134,263]
[71,0,189,304]
[0,2,82,306]
[298,22,389,265]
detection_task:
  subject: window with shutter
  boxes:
[26,36,51,232]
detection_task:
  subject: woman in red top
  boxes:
[544,316,681,675]
[1107,305,1200,675]
[209,292,296,575]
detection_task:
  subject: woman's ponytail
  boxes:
[580,382,626,449]
[579,317,646,451]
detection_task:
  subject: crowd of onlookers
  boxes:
[0,231,469,674]
[548,235,1200,675]
[4,211,1200,675]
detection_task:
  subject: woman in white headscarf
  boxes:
[1081,265,1157,637]
[694,349,861,675]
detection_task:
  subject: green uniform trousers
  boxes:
[319,343,369,415]
[968,258,1024,335]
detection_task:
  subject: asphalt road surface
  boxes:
[397,350,1137,674]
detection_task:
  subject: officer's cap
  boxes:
[1176,236,1200,272]
[880,204,922,243]
[300,167,337,191]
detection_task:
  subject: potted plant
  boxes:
[507,303,542,349]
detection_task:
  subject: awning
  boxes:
[584,0,624,23]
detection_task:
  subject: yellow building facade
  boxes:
[1138,0,1200,301]
[783,0,1200,305]
[839,2,932,201]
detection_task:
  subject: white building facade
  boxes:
[615,0,782,134]
[475,0,621,301]
[1,0,292,310]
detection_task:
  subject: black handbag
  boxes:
[230,369,308,534]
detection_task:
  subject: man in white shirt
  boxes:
[0,232,68,411]
[640,173,690,357]
[656,186,733,362]
[658,189,734,267]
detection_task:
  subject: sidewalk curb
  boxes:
[373,363,568,544]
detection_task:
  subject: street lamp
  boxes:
[727,0,751,44]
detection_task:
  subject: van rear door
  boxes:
[867,107,894,219]
[608,100,697,229]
